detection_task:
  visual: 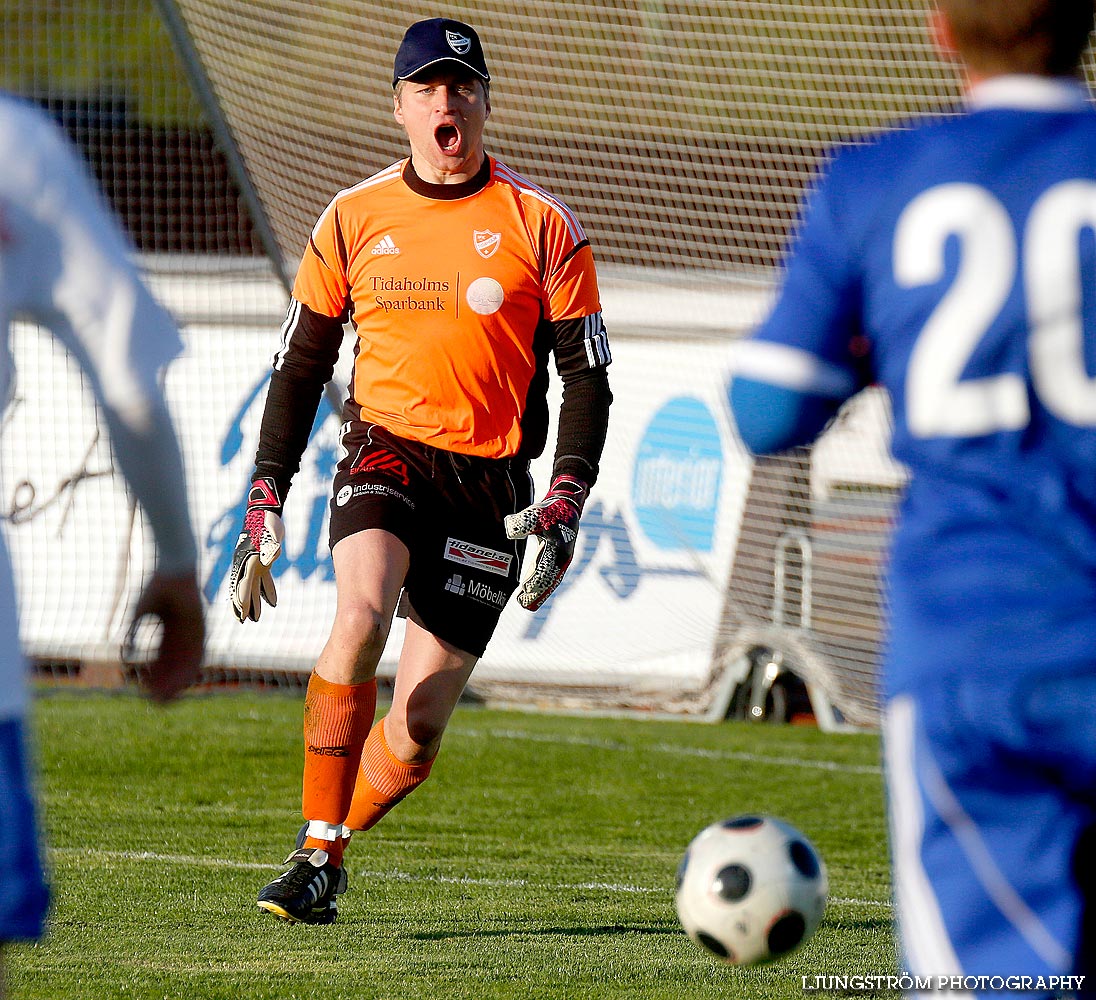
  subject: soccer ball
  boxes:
[675,814,828,966]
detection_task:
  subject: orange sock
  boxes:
[343,717,434,832]
[300,673,376,860]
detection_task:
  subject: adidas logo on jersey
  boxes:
[371,234,401,255]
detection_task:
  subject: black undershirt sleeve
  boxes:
[253,299,346,501]
[548,315,613,487]
[553,366,613,485]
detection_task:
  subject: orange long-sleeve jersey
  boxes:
[252,156,612,501]
[254,156,612,497]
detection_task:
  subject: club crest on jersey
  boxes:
[473,229,501,259]
[444,537,512,577]
[445,30,472,54]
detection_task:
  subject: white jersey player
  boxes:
[0,93,204,963]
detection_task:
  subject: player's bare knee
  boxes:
[331,605,389,665]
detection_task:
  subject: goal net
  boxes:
[158,0,962,279]
[6,0,1053,726]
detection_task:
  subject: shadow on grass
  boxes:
[408,923,681,941]
[823,914,894,932]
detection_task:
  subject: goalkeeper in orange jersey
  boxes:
[231,17,612,923]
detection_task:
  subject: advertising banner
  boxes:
[4,313,752,699]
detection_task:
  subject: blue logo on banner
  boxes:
[632,396,722,552]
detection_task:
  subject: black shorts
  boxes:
[328,422,533,657]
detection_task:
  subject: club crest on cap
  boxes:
[445,29,472,54]
[393,18,490,87]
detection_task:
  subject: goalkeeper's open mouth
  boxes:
[435,123,462,155]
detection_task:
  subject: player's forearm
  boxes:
[552,367,612,487]
[252,299,345,497]
[252,367,328,500]
[100,400,198,576]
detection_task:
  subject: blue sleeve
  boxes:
[726,146,873,455]
[729,377,840,455]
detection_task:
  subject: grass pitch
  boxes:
[11,690,898,999]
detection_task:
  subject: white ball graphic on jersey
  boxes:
[466,276,504,315]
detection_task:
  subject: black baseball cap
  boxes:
[392,18,491,87]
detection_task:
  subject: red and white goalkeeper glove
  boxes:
[504,474,588,612]
[230,477,285,623]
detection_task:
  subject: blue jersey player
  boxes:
[728,0,1096,990]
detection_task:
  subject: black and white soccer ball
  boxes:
[675,814,828,966]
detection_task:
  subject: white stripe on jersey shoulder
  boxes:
[730,339,856,398]
[273,298,304,371]
[583,311,611,367]
[968,75,1090,113]
[310,160,405,239]
[493,160,587,244]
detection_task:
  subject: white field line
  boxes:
[48,846,890,909]
[450,727,883,776]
